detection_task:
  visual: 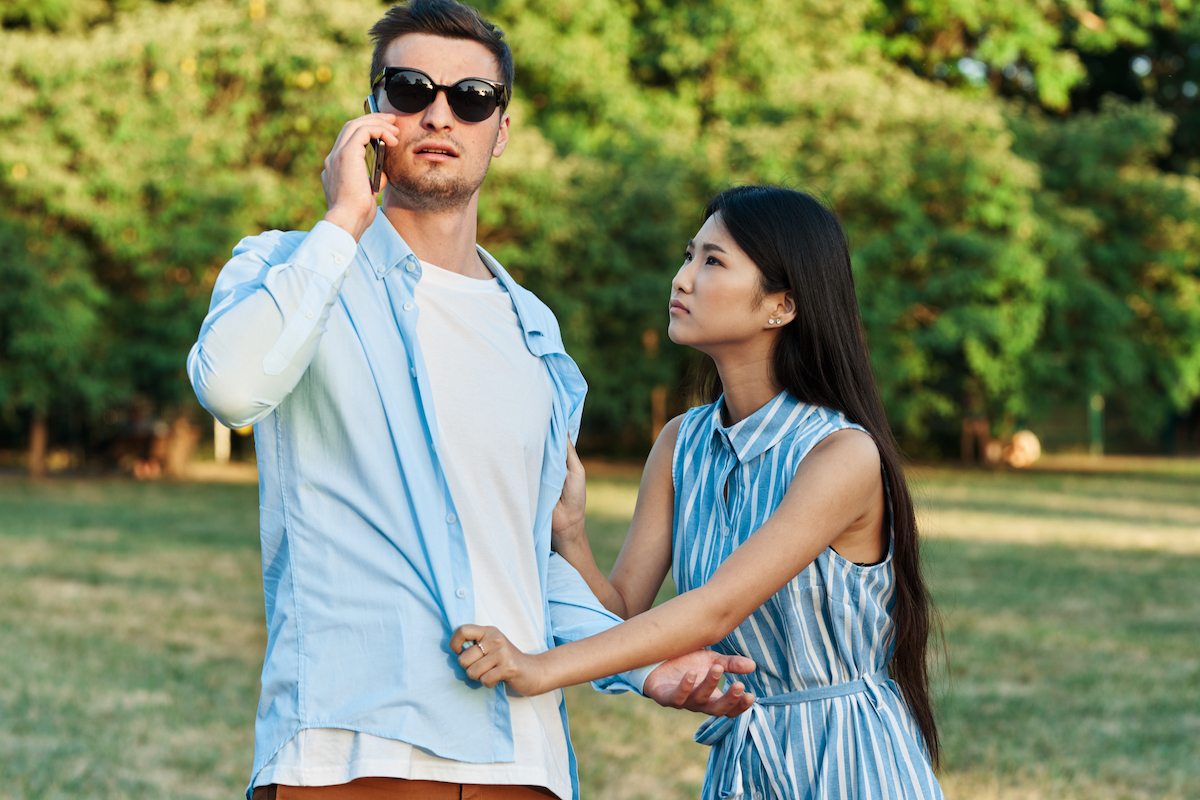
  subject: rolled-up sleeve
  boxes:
[187,221,358,428]
[546,552,661,696]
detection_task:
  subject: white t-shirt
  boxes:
[256,258,569,799]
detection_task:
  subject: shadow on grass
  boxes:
[0,477,261,552]
[2,477,1197,798]
[0,479,264,798]
[925,538,1200,796]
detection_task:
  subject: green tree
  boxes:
[0,216,109,475]
[865,0,1200,176]
[2,0,1197,460]
[0,0,383,458]
[1014,98,1200,439]
[865,0,1194,107]
[482,0,1052,449]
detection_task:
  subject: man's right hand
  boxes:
[321,112,401,241]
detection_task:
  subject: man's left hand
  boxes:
[643,649,756,718]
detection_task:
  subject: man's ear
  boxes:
[492,112,511,158]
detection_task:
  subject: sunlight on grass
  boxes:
[0,480,263,799]
[1,458,1197,799]
[575,459,1200,800]
[584,480,640,521]
[911,465,1200,555]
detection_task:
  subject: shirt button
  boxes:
[406,262,417,272]
[456,588,467,599]
[410,367,417,377]
[333,254,343,265]
[446,513,457,524]
[344,269,351,278]
[403,302,414,311]
[305,310,314,319]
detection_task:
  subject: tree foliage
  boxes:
[0,215,109,420]
[1,0,1198,459]
[1014,99,1200,436]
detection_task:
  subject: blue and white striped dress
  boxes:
[672,391,943,800]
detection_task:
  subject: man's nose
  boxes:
[421,89,455,129]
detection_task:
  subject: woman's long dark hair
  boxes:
[697,185,940,765]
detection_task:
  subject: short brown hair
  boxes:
[369,0,513,95]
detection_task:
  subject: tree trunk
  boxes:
[961,417,991,466]
[650,385,668,443]
[29,411,47,479]
[1088,394,1105,456]
[164,412,199,479]
[213,417,231,464]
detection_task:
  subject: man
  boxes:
[187,2,754,798]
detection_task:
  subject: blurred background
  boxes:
[1,0,1199,474]
[1,1,1199,798]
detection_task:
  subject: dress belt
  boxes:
[694,666,891,800]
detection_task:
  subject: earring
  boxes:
[769,318,781,325]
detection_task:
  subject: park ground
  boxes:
[1,457,1198,799]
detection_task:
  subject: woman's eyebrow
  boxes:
[701,242,727,253]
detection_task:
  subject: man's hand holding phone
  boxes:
[321,99,400,242]
[364,94,387,195]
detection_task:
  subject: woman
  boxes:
[452,185,943,799]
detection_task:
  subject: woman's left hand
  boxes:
[551,438,588,554]
[452,624,548,697]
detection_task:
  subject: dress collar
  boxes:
[710,391,818,463]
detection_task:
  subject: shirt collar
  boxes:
[711,390,818,463]
[357,208,546,339]
[358,207,419,278]
[475,246,546,338]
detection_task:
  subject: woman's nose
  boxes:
[672,263,693,294]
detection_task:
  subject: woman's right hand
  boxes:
[551,438,588,556]
[452,625,550,697]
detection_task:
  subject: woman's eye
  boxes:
[706,256,722,266]
[683,251,693,262]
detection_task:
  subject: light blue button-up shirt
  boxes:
[187,210,648,798]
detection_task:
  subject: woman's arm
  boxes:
[453,427,887,696]
[552,415,683,619]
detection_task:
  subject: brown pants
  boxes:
[252,779,558,800]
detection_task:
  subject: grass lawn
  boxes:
[1,459,1197,799]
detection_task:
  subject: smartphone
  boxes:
[364,94,386,194]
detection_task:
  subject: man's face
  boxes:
[377,33,510,212]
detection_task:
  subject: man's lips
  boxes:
[413,141,459,159]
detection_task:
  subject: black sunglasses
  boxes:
[371,67,510,123]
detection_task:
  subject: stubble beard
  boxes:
[384,138,490,213]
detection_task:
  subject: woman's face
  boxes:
[668,213,786,353]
